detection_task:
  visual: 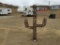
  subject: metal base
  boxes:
[33,40,37,42]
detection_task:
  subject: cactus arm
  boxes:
[24,19,33,29]
[42,18,47,27]
[36,18,47,27]
[24,19,29,28]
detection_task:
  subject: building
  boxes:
[36,5,50,12]
[31,5,60,11]
[50,5,60,10]
[31,5,50,12]
[0,2,18,14]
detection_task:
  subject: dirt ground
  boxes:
[0,11,60,45]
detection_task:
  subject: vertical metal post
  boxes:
[33,5,37,41]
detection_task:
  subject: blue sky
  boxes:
[0,0,60,7]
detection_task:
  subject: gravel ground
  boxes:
[0,13,60,45]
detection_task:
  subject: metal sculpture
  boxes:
[24,5,47,41]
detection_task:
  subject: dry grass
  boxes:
[0,10,60,45]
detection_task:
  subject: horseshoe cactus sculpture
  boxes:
[24,5,47,41]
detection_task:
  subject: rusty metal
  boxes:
[24,5,47,41]
[32,5,37,41]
